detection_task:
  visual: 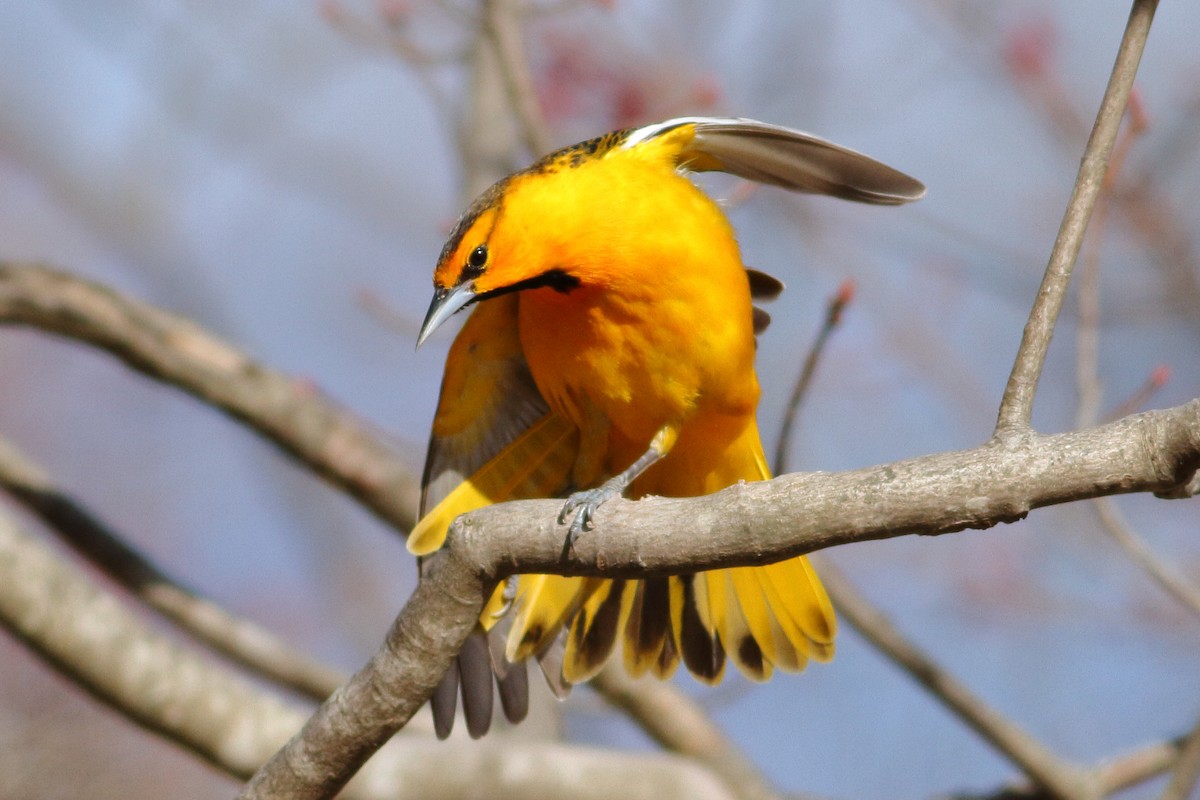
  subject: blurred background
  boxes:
[0,1,1198,797]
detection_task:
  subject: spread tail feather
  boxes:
[507,555,834,687]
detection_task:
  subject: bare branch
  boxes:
[773,261,1088,798]
[0,504,309,781]
[1066,88,1200,622]
[0,434,345,700]
[0,500,723,799]
[239,532,487,798]
[774,279,853,476]
[0,263,420,532]
[483,0,551,157]
[1094,497,1200,618]
[589,666,783,800]
[996,0,1159,433]
[1092,735,1191,796]
[244,396,1200,797]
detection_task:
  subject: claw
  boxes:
[491,575,521,620]
[559,481,622,547]
[556,427,675,550]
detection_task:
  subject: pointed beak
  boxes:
[416,281,477,348]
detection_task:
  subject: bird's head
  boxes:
[417,173,581,347]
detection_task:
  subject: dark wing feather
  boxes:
[420,294,551,517]
[628,116,925,205]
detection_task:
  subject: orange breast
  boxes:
[512,158,764,491]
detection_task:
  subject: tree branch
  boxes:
[0,434,345,700]
[243,397,1200,797]
[240,530,488,798]
[996,0,1159,433]
[483,0,551,157]
[0,263,420,532]
[0,504,310,781]
[0,500,724,799]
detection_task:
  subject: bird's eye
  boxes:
[466,245,488,272]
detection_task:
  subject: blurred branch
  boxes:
[0,503,310,783]
[1092,736,1189,796]
[815,559,1091,799]
[1069,96,1200,620]
[1107,365,1170,422]
[919,2,1200,327]
[589,666,784,800]
[1160,715,1200,800]
[0,263,420,533]
[0,434,344,700]
[996,0,1159,433]
[965,733,1191,799]
[773,271,1086,797]
[1093,496,1200,618]
[483,0,551,157]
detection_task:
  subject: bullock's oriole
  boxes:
[412,117,924,738]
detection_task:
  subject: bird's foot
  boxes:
[558,478,626,548]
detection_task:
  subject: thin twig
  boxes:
[0,435,345,701]
[774,279,854,475]
[483,0,551,157]
[1094,497,1200,619]
[1092,736,1187,795]
[1106,365,1171,423]
[995,0,1159,434]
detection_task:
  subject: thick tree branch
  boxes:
[996,0,1158,433]
[0,434,345,700]
[0,504,310,781]
[467,404,1199,579]
[0,263,420,533]
[244,399,1199,797]
[240,534,487,798]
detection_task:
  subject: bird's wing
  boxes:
[624,116,926,205]
[410,292,579,556]
[412,291,580,738]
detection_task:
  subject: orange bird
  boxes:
[412,117,924,738]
